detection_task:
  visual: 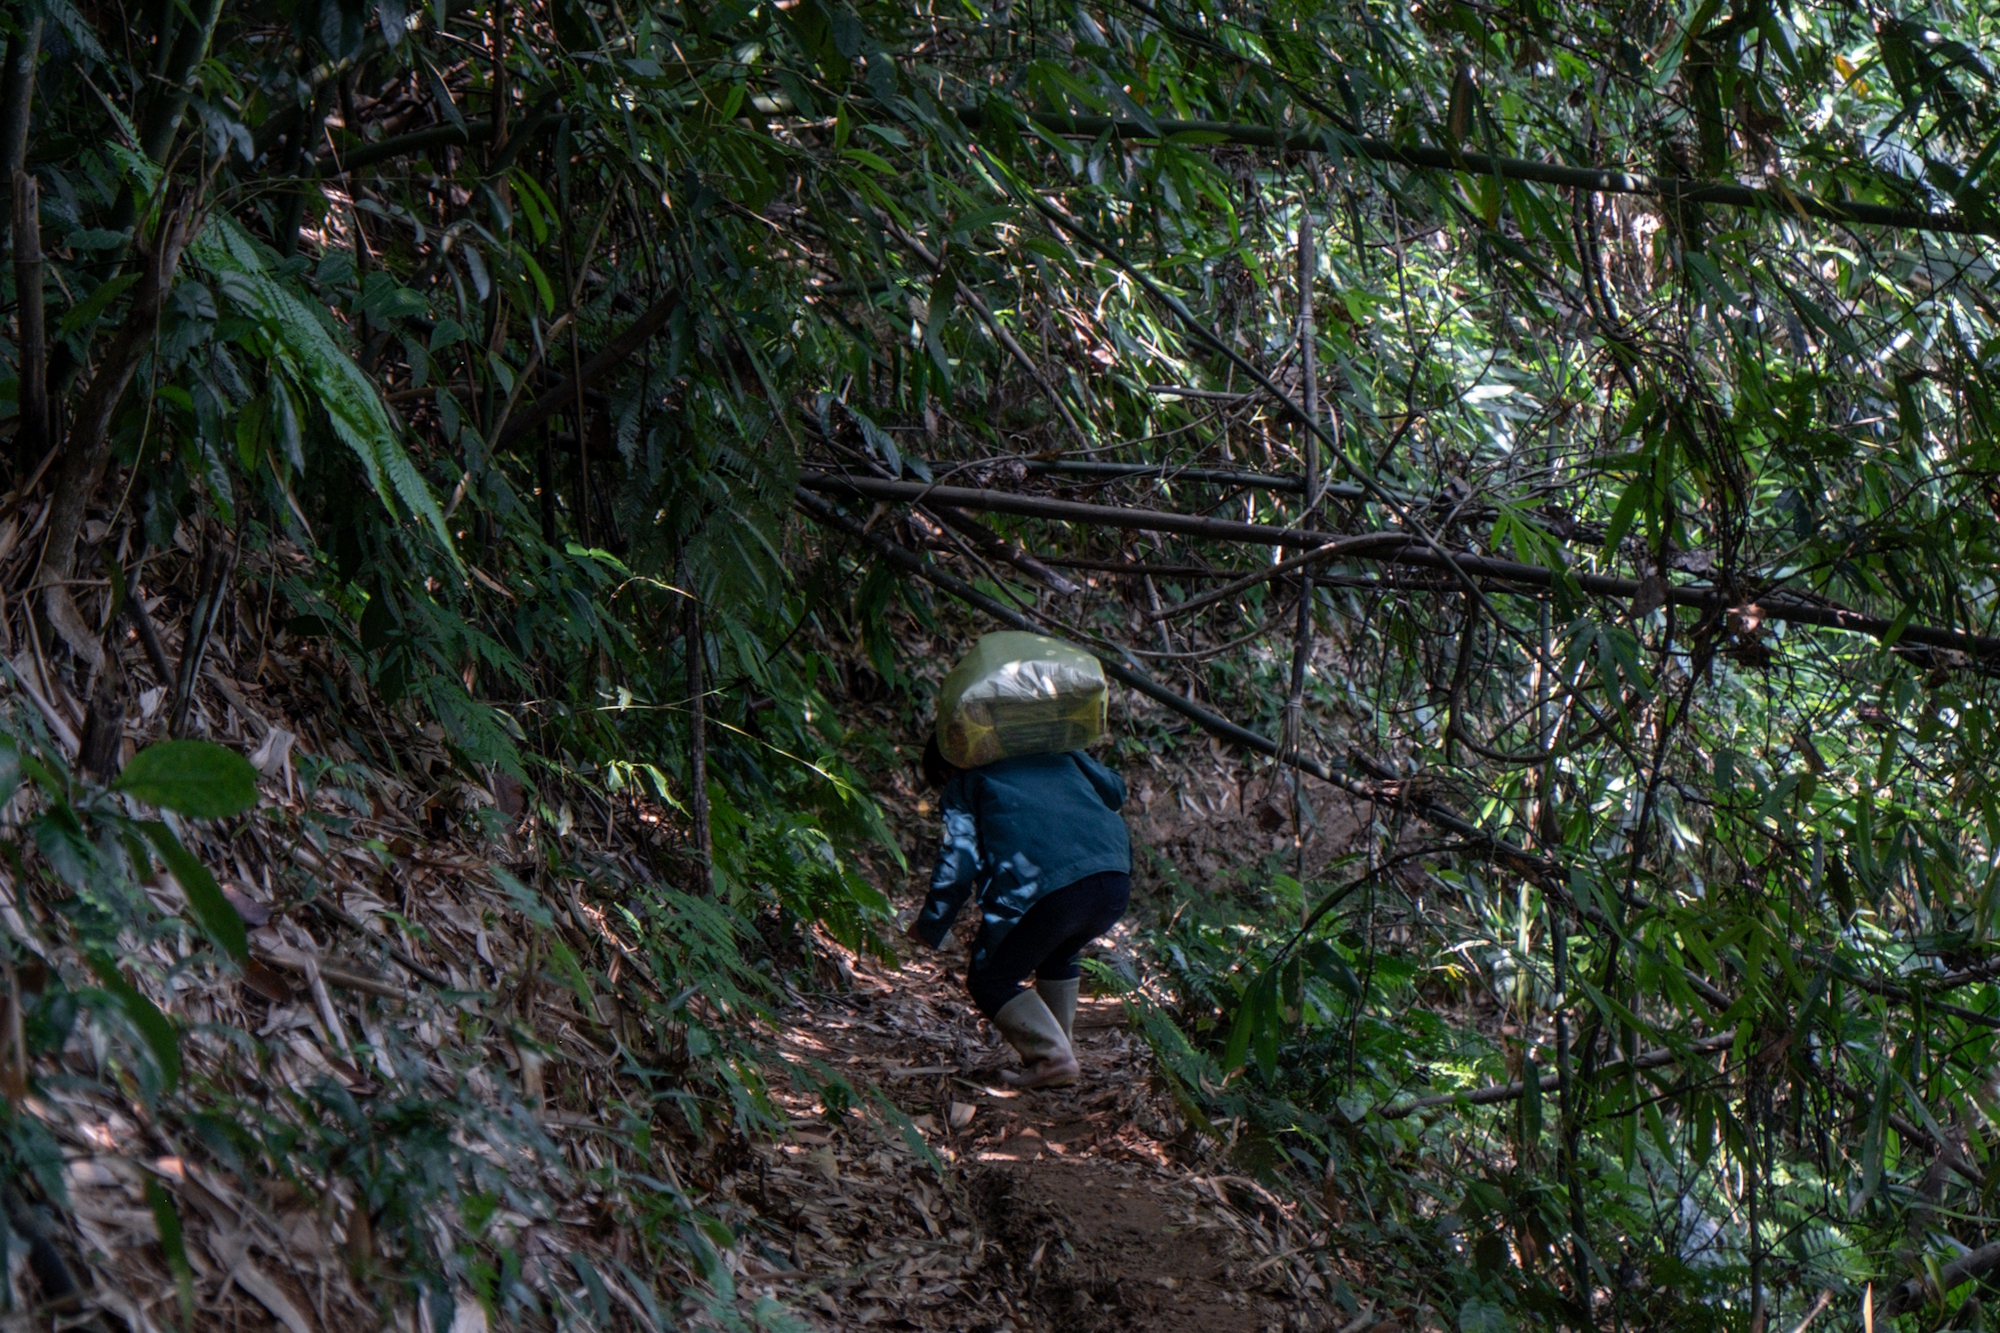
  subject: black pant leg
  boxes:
[966,872,1130,1015]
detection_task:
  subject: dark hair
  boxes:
[920,734,962,790]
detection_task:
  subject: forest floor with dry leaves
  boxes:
[0,552,1374,1331]
[722,935,1352,1333]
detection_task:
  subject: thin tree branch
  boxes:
[921,505,1079,594]
[1374,1030,1740,1119]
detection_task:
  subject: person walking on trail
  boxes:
[906,735,1132,1089]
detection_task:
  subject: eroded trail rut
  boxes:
[727,944,1346,1332]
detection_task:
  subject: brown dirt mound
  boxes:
[971,1156,1316,1333]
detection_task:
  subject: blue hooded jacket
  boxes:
[913,750,1131,965]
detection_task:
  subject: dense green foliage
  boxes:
[7,0,2000,1325]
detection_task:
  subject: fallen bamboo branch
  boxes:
[1373,1029,1739,1119]
[1878,1238,2000,1317]
[798,472,2000,663]
[959,107,2000,239]
[1145,534,1408,620]
[254,939,413,1002]
[494,288,682,450]
[922,504,1079,594]
[1043,556,1456,591]
[805,469,1378,546]
[1029,459,1349,495]
[802,421,1081,594]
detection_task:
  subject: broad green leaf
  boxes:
[114,740,258,818]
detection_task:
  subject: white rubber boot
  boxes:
[993,989,1079,1088]
[1036,977,1080,1046]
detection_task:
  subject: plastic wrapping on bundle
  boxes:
[935,631,1107,769]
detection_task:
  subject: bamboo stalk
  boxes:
[1029,460,1320,493]
[1284,222,1320,897]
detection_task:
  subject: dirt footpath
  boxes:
[725,944,1347,1332]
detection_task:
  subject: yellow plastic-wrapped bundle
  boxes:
[936,632,1108,769]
